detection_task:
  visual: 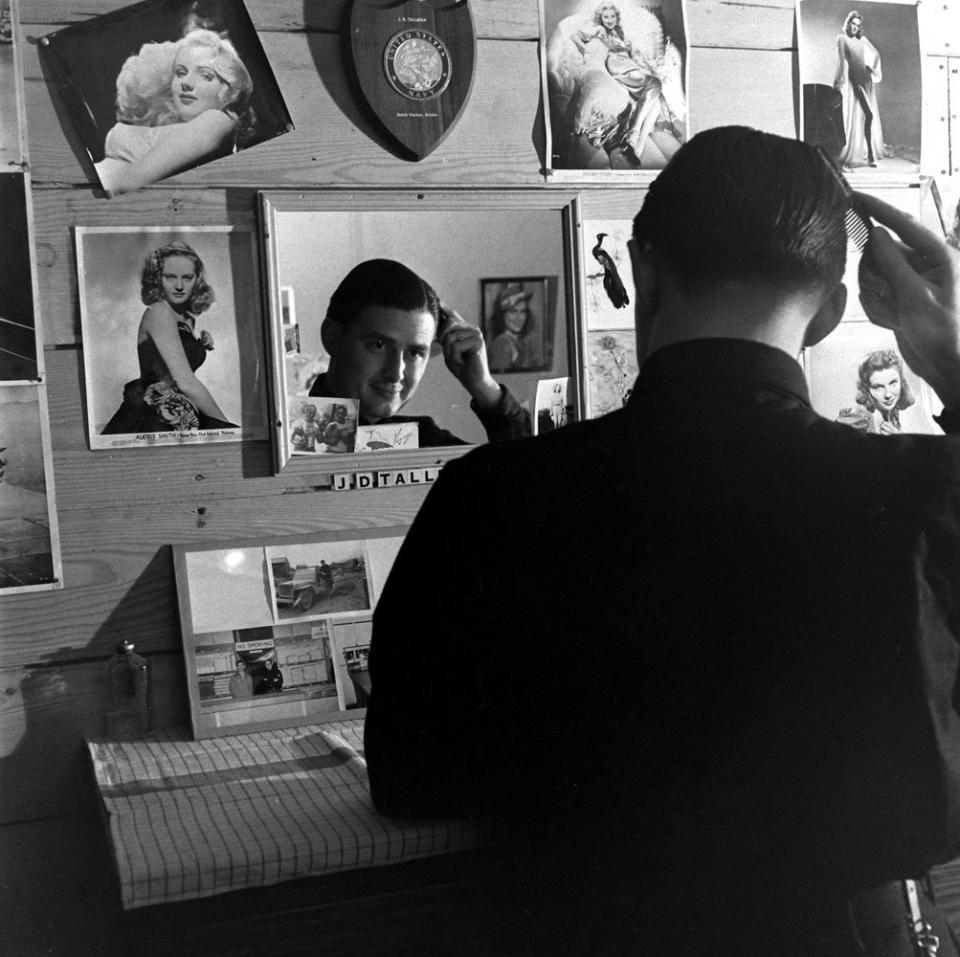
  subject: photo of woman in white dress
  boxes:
[544,0,688,171]
[798,0,921,173]
[833,10,884,169]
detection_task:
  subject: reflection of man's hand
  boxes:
[438,305,502,409]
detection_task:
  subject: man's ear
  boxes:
[628,238,658,364]
[803,283,847,348]
[320,317,341,357]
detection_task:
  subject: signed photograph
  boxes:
[40,0,291,196]
[76,226,267,449]
[355,422,420,452]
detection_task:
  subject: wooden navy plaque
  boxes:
[347,0,476,160]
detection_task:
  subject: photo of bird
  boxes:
[592,233,630,308]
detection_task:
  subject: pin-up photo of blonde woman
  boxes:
[543,0,689,173]
[40,0,291,197]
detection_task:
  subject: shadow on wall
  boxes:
[303,1,402,160]
[0,547,188,823]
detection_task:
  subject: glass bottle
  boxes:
[104,639,151,740]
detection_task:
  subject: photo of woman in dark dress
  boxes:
[102,240,237,434]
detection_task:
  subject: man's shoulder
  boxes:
[441,407,633,486]
[787,412,960,516]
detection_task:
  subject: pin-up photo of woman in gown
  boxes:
[798,0,921,173]
[102,241,237,435]
[545,0,688,171]
[834,10,884,168]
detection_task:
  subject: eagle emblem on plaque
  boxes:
[347,0,476,160]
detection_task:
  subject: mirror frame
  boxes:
[258,189,584,480]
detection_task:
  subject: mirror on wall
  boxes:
[260,190,581,477]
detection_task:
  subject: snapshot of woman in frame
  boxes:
[76,226,268,449]
[481,277,552,374]
[39,0,291,196]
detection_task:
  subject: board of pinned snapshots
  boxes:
[173,526,409,739]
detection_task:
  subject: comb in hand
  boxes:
[815,147,875,252]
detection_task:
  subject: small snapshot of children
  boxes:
[289,398,358,454]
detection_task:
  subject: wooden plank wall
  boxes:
[2,0,959,953]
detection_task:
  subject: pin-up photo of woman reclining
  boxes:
[546,1,687,170]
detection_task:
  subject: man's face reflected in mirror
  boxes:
[321,306,437,423]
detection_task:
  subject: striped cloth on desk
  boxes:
[86,721,479,909]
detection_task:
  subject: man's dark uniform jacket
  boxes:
[308,373,530,446]
[365,339,960,956]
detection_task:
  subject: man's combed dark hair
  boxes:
[327,259,441,326]
[633,126,848,292]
